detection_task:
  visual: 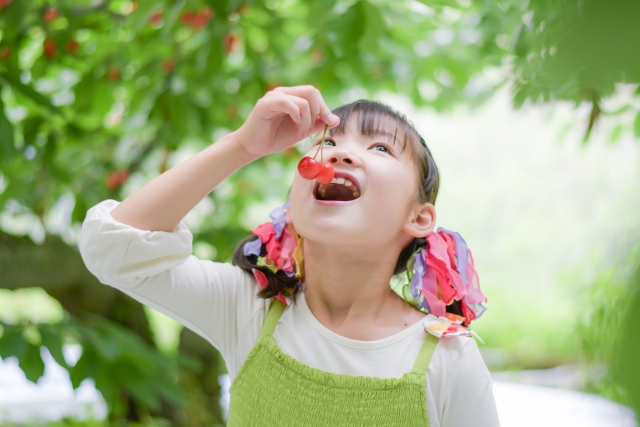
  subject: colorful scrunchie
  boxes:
[391,228,487,340]
[243,200,304,305]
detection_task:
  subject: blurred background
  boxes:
[0,0,639,426]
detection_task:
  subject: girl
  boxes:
[80,85,499,426]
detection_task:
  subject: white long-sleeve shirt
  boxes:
[79,199,500,427]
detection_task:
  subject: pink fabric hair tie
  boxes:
[393,228,487,340]
[244,200,303,305]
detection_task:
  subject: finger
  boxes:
[262,92,302,123]
[287,94,313,136]
[274,85,339,126]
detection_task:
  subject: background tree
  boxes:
[1,0,638,424]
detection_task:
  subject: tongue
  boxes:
[319,184,356,201]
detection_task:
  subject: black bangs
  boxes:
[313,100,420,155]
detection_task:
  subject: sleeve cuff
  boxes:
[79,199,193,288]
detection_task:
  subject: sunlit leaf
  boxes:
[0,73,64,117]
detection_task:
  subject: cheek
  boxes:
[288,176,308,222]
[366,175,416,221]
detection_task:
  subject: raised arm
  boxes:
[110,85,340,233]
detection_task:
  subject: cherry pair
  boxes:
[296,123,335,184]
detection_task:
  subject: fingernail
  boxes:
[330,114,339,124]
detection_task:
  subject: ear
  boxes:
[402,202,436,238]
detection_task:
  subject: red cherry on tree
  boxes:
[224,34,238,54]
[316,162,334,184]
[43,39,57,59]
[0,46,11,61]
[44,8,58,23]
[66,40,80,54]
[0,0,11,12]
[297,157,320,179]
[149,10,163,25]
[106,66,121,81]
[180,8,213,29]
[106,170,129,190]
[162,58,176,72]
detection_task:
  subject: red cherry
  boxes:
[297,156,320,180]
[162,58,176,72]
[149,10,163,24]
[66,40,80,54]
[43,39,57,59]
[180,7,213,29]
[224,34,238,54]
[0,46,11,61]
[44,8,58,23]
[106,170,129,189]
[0,0,11,12]
[316,162,334,184]
[106,66,121,81]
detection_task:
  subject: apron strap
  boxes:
[411,333,439,374]
[260,298,287,337]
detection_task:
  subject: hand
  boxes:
[231,85,340,159]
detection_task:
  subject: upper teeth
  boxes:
[331,177,353,187]
[317,177,360,198]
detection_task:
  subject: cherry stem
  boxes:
[312,124,329,162]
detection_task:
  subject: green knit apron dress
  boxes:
[227,299,439,426]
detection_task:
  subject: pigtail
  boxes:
[394,237,465,322]
[232,235,301,302]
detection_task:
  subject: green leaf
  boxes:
[0,73,64,117]
[70,346,99,389]
[0,327,28,359]
[161,0,188,39]
[1,0,31,40]
[0,97,15,164]
[125,370,161,410]
[19,344,45,383]
[634,112,640,138]
[40,327,70,370]
[128,1,163,33]
[87,329,120,362]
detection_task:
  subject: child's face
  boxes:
[288,116,426,249]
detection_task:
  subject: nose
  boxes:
[327,149,355,165]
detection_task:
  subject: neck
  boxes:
[302,239,413,329]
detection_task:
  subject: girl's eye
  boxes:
[323,139,335,146]
[373,144,390,153]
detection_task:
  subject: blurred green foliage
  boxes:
[576,244,640,403]
[0,316,198,418]
[1,0,640,424]
[613,266,640,416]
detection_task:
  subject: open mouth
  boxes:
[314,176,361,201]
